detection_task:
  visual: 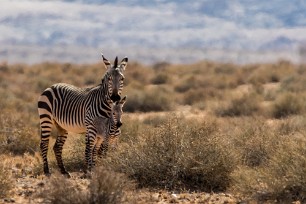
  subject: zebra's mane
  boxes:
[84,72,109,92]
[84,84,101,92]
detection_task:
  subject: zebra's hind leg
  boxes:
[39,118,53,176]
[53,126,70,178]
[40,136,51,176]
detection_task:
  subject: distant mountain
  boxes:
[0,0,305,64]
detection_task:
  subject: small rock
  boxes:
[170,194,178,203]
[37,181,45,187]
[3,198,15,203]
[151,193,160,202]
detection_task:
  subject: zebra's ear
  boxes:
[120,95,127,105]
[101,53,111,69]
[119,57,128,70]
[114,56,118,68]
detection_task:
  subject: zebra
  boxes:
[91,95,127,167]
[38,54,128,177]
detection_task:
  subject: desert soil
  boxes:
[2,172,240,204]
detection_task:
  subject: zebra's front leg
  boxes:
[85,128,97,173]
[97,138,109,158]
[53,133,70,178]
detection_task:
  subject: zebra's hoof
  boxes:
[62,172,71,178]
[44,172,51,177]
[60,169,71,178]
[80,172,92,179]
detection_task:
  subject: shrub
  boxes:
[37,166,128,204]
[105,116,235,191]
[231,121,279,167]
[281,74,306,92]
[124,88,173,112]
[0,128,39,155]
[151,73,169,84]
[174,76,196,93]
[182,89,204,105]
[231,136,306,203]
[0,162,13,198]
[0,114,39,155]
[271,92,304,118]
[36,173,88,204]
[89,166,128,204]
[215,93,261,117]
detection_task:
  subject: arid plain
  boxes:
[1,60,306,203]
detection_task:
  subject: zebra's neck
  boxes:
[86,77,112,118]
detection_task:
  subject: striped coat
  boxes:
[38,54,127,176]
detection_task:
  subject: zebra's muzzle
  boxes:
[117,121,122,128]
[110,93,121,102]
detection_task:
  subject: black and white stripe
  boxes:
[91,96,127,167]
[38,54,128,176]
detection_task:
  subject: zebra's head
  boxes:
[111,95,127,128]
[102,54,128,102]
[108,95,127,149]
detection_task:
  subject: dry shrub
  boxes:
[0,114,39,155]
[231,120,279,167]
[276,116,306,136]
[124,88,173,112]
[105,115,235,191]
[215,93,261,117]
[271,92,304,118]
[174,76,197,93]
[0,128,39,155]
[247,61,295,85]
[281,73,306,93]
[89,166,128,204]
[0,162,13,198]
[124,62,153,86]
[151,73,169,84]
[37,166,128,204]
[232,136,306,203]
[182,89,205,105]
[37,173,88,204]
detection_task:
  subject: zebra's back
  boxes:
[38,83,89,133]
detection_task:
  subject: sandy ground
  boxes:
[2,173,240,203]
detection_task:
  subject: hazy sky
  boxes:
[1,0,306,64]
